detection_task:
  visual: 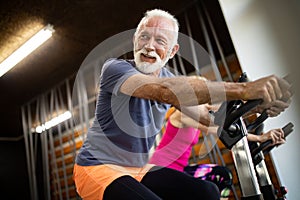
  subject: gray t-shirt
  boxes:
[75,58,174,167]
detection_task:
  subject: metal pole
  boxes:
[66,79,77,162]
[231,119,263,199]
[27,104,39,200]
[210,134,240,200]
[185,12,216,162]
[201,2,234,82]
[79,71,90,137]
[55,87,70,199]
[176,53,187,75]
[21,106,34,200]
[202,133,215,163]
[40,95,51,200]
[196,5,223,81]
[172,57,180,76]
[49,89,63,200]
[184,12,201,76]
[76,74,86,141]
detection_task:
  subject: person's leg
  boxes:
[184,164,233,199]
[103,175,162,200]
[141,166,220,200]
[208,165,232,198]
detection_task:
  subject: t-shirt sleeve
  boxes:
[100,59,138,96]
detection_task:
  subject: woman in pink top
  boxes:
[150,118,200,171]
[149,107,232,199]
[150,107,285,199]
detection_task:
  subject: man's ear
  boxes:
[169,44,179,59]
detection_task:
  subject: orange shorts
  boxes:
[73,163,155,200]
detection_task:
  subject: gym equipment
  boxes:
[249,121,292,200]
[250,122,292,200]
[213,99,263,199]
[212,73,293,200]
[251,122,294,166]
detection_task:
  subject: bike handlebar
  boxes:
[251,122,294,158]
[223,99,263,130]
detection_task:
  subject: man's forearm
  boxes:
[123,74,291,111]
[161,77,246,107]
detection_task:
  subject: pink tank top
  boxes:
[149,120,200,171]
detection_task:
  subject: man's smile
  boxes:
[141,53,157,63]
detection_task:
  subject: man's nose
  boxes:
[144,37,155,51]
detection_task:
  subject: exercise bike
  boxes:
[246,106,292,200]
[211,73,293,200]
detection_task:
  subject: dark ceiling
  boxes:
[0,0,234,138]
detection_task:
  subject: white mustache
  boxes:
[136,48,161,62]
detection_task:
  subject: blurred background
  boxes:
[0,0,299,199]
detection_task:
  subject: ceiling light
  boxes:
[35,111,72,133]
[0,24,55,77]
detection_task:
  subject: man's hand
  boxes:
[243,75,292,115]
[243,75,292,102]
[252,99,291,117]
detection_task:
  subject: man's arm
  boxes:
[120,74,291,122]
[121,74,291,105]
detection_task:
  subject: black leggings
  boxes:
[103,166,220,200]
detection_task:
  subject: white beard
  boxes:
[134,48,170,74]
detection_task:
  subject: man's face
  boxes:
[133,16,178,74]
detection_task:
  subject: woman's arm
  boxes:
[169,108,218,135]
[247,128,285,145]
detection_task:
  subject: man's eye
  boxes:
[157,39,166,45]
[140,35,149,40]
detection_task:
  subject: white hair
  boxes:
[135,9,179,46]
